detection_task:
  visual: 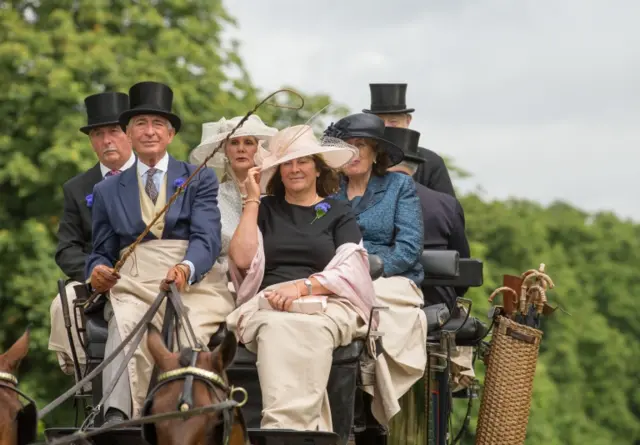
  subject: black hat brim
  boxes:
[343,131,405,167]
[403,152,427,164]
[119,108,182,133]
[376,138,405,166]
[362,107,415,115]
[79,120,122,135]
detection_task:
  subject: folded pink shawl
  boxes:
[229,228,377,325]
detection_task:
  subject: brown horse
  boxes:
[0,331,30,445]
[145,325,248,445]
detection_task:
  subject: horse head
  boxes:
[0,330,31,445]
[143,324,247,445]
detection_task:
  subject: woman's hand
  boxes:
[244,166,261,200]
[265,283,300,311]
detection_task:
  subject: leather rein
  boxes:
[39,359,248,445]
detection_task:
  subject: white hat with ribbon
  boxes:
[189,114,278,168]
[255,124,358,192]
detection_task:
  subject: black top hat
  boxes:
[362,83,415,115]
[80,92,130,135]
[118,81,182,133]
[383,127,426,164]
[324,113,404,167]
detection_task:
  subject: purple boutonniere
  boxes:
[85,194,93,208]
[311,202,331,224]
[173,177,186,193]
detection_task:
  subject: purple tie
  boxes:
[105,169,121,178]
[145,168,159,204]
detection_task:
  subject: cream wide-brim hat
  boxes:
[188,114,278,169]
[255,125,358,193]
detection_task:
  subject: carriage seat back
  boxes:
[70,283,109,360]
[420,250,487,346]
[420,250,483,288]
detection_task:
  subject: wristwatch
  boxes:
[303,279,313,296]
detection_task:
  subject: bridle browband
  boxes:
[0,371,18,385]
[143,347,249,445]
[38,358,249,445]
[0,371,39,445]
[0,371,37,408]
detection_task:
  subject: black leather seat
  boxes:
[226,255,384,445]
[426,310,487,347]
[420,250,487,347]
[85,316,108,359]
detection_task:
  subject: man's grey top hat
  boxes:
[80,92,130,135]
[118,81,182,133]
[362,83,415,115]
[383,127,426,164]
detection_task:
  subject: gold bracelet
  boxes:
[244,198,260,206]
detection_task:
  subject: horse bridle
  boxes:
[0,371,38,445]
[142,347,249,445]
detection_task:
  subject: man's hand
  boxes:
[265,282,301,311]
[161,264,190,292]
[90,265,120,293]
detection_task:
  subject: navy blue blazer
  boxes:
[85,155,221,284]
[416,182,471,308]
[335,172,424,285]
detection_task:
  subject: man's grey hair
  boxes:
[127,115,173,130]
[397,160,419,176]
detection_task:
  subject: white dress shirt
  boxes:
[99,153,136,178]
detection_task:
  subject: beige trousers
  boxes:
[227,295,366,431]
[48,281,87,378]
[103,301,132,418]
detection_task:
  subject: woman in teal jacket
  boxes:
[325,113,427,445]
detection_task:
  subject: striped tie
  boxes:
[145,168,159,204]
[105,169,121,178]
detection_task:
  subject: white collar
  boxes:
[137,152,170,177]
[99,153,136,178]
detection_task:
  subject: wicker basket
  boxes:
[475,316,543,445]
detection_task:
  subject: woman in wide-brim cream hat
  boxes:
[225,125,378,432]
[188,114,277,274]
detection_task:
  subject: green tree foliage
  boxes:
[444,196,640,444]
[0,1,638,443]
[0,0,343,428]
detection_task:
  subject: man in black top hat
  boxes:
[384,126,470,309]
[86,81,233,425]
[49,92,135,377]
[363,83,456,197]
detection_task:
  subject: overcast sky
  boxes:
[223,0,639,221]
